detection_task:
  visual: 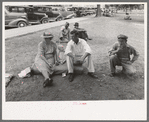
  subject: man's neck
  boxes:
[74,38,79,44]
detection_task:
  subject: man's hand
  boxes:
[109,47,122,56]
[109,51,116,56]
[126,61,133,65]
[55,61,60,66]
[73,57,81,65]
[79,57,84,64]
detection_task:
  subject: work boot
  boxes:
[109,73,115,77]
[68,73,74,82]
[88,72,98,79]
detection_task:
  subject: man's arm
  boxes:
[130,46,139,63]
[67,52,74,59]
[80,52,90,63]
[108,43,118,56]
[78,40,91,63]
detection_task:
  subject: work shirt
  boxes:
[65,38,92,56]
[109,42,139,62]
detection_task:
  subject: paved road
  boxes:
[5,16,93,39]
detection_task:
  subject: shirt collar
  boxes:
[117,43,130,48]
[73,38,81,45]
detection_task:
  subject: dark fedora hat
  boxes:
[117,34,128,40]
[74,22,79,26]
[41,32,54,38]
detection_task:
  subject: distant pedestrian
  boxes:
[108,34,139,77]
[124,13,132,20]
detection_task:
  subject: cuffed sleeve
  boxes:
[82,40,92,54]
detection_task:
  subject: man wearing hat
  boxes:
[73,22,92,41]
[31,32,68,87]
[108,34,139,77]
[65,29,98,82]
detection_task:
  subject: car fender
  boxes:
[9,18,29,26]
[40,17,49,22]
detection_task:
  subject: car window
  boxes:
[18,8,25,12]
[11,7,18,12]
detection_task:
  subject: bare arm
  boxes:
[67,52,74,59]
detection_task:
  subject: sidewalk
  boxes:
[5,16,93,39]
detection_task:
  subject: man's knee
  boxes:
[127,69,135,75]
[123,66,135,75]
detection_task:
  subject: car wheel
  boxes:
[17,21,27,28]
[71,16,75,19]
[57,17,63,21]
[41,19,48,24]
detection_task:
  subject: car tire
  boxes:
[71,16,75,19]
[17,21,27,28]
[41,19,48,24]
[57,17,63,21]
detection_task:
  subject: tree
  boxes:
[95,4,101,17]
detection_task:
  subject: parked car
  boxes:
[32,5,60,22]
[6,5,49,25]
[33,5,75,21]
[85,10,96,15]
[5,8,29,28]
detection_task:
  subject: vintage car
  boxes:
[33,5,75,22]
[6,5,49,25]
[5,8,29,28]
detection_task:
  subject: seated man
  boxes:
[124,13,132,20]
[59,22,70,43]
[73,22,92,41]
[65,29,98,82]
[108,34,139,77]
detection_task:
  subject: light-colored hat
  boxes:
[41,32,54,38]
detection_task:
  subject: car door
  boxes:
[27,8,38,22]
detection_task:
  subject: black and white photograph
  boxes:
[3,1,147,120]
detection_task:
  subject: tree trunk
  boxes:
[95,4,101,17]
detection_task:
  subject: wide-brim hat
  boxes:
[117,34,128,40]
[41,32,54,38]
[74,22,79,26]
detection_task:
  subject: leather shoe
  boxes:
[109,73,115,77]
[88,72,98,79]
[68,73,74,82]
[43,78,53,87]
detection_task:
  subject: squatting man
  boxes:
[108,34,139,77]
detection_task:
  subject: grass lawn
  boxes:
[5,12,145,101]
